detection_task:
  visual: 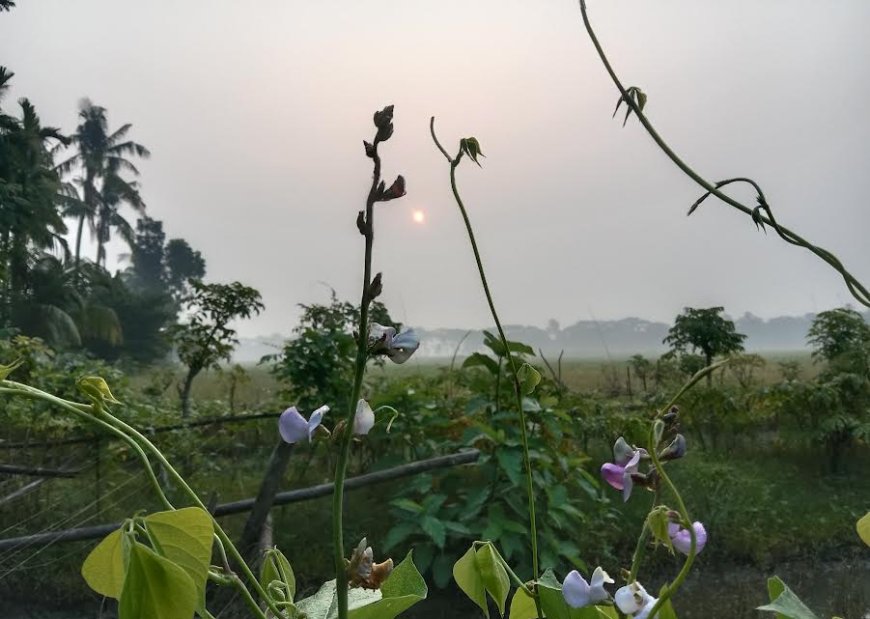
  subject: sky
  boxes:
[2,1,869,337]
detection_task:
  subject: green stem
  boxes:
[577,0,870,309]
[92,409,280,618]
[2,382,271,618]
[1,383,173,511]
[333,131,384,619]
[431,118,543,619]
[644,426,695,618]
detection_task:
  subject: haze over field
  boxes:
[2,1,869,336]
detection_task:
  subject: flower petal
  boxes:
[306,405,329,440]
[353,399,375,435]
[589,566,612,603]
[614,582,649,615]
[601,463,626,490]
[561,570,591,608]
[278,407,309,444]
[635,595,659,619]
[387,329,420,364]
[613,436,634,465]
[669,521,707,555]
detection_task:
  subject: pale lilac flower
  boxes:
[668,521,707,555]
[562,566,613,608]
[601,437,644,501]
[278,405,328,443]
[368,323,420,364]
[353,399,375,435]
[615,582,658,619]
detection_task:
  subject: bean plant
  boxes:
[2,2,870,618]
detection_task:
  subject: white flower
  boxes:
[615,581,658,619]
[353,399,375,435]
[368,323,420,364]
[278,405,328,443]
[562,566,613,608]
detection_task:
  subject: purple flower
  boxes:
[353,399,375,435]
[278,405,328,443]
[668,521,707,555]
[562,566,613,608]
[368,323,420,364]
[600,437,644,501]
[615,581,657,619]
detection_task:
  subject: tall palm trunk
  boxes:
[74,214,85,274]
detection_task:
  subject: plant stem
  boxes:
[333,132,383,619]
[644,425,695,619]
[577,0,870,309]
[1,383,173,511]
[2,382,273,618]
[431,118,543,619]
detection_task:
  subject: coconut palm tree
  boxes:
[0,82,69,326]
[57,99,149,274]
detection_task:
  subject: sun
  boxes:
[412,209,426,224]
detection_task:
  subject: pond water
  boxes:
[2,558,868,618]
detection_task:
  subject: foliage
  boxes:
[664,307,746,382]
[268,291,396,412]
[168,279,263,417]
[807,307,870,374]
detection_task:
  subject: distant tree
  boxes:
[0,0,15,12]
[807,307,870,374]
[169,280,263,417]
[165,238,205,301]
[628,354,652,391]
[58,99,149,274]
[664,307,746,385]
[128,216,166,292]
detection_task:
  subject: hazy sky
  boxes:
[2,1,869,337]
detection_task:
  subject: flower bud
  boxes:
[659,434,687,461]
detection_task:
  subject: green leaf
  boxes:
[390,498,424,513]
[295,551,427,619]
[496,449,523,487]
[646,506,674,553]
[421,515,447,549]
[517,363,542,395]
[757,577,819,619]
[509,588,539,619]
[475,544,510,617]
[82,527,127,599]
[0,359,22,380]
[118,542,198,619]
[143,507,214,606]
[261,547,296,602]
[453,545,489,618]
[857,512,870,546]
[463,352,500,375]
[76,375,122,405]
[383,522,418,551]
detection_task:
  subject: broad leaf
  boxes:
[295,551,427,619]
[82,527,127,599]
[421,515,447,549]
[144,507,214,605]
[454,545,489,617]
[463,352,500,375]
[857,512,870,547]
[118,542,198,619]
[475,544,509,617]
[509,588,540,619]
[517,363,542,395]
[757,577,819,619]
